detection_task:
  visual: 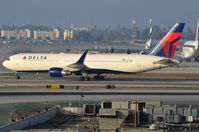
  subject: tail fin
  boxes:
[195,17,199,49]
[145,18,152,49]
[150,23,185,58]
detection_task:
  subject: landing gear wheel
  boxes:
[93,75,104,80]
[15,75,20,79]
[85,77,90,81]
[15,72,20,79]
[79,76,90,81]
[100,76,104,80]
[79,77,83,81]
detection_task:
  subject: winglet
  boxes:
[76,50,88,64]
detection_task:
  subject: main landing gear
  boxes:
[79,76,90,81]
[79,75,105,81]
[93,75,104,80]
[15,72,20,79]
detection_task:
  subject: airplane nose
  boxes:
[2,60,8,68]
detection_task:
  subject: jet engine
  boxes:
[49,67,71,77]
[126,49,131,54]
[109,47,114,53]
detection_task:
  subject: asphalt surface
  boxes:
[1,73,199,104]
[1,62,199,104]
[1,93,199,104]
[1,75,199,88]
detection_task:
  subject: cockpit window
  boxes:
[6,58,10,61]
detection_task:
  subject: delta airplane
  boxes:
[3,23,185,81]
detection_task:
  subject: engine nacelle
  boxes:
[49,67,71,77]
[109,47,114,53]
[126,49,131,54]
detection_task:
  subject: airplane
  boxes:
[91,18,153,54]
[176,18,199,59]
[131,18,153,50]
[3,23,185,81]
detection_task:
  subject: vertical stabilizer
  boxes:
[150,23,185,58]
[195,17,199,49]
[145,18,153,49]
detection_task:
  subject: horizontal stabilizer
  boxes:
[153,58,180,65]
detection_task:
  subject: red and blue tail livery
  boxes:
[150,23,185,58]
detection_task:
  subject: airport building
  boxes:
[63,27,89,40]
[17,29,32,39]
[1,30,18,39]
[50,28,60,40]
[0,26,89,41]
[0,29,32,39]
[63,29,74,40]
[33,28,60,40]
[73,27,89,32]
[1,100,199,132]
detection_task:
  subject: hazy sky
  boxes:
[0,0,198,29]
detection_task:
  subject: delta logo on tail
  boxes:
[150,23,185,58]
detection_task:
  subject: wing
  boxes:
[49,50,90,77]
[63,50,89,72]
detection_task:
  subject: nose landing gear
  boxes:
[15,72,20,79]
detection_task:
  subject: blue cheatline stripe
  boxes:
[85,68,138,74]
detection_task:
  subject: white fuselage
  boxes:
[180,41,198,58]
[3,53,175,74]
